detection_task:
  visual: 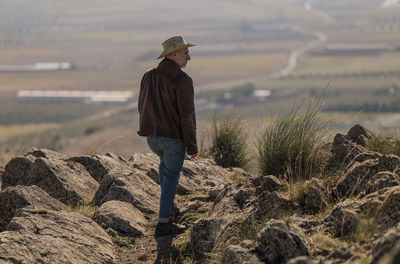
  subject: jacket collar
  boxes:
[156,58,182,78]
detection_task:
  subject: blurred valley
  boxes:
[0,0,399,161]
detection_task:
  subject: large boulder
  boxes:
[93,169,160,215]
[0,208,115,264]
[256,220,310,264]
[0,185,66,231]
[2,149,99,206]
[69,152,131,183]
[93,200,148,236]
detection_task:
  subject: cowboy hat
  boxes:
[157,36,195,59]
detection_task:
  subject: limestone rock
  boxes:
[129,152,159,171]
[371,230,400,264]
[365,171,400,195]
[346,124,372,146]
[191,218,222,256]
[2,149,99,206]
[335,154,400,199]
[0,208,114,264]
[335,158,379,198]
[69,152,131,183]
[131,153,232,195]
[0,185,66,231]
[94,200,147,236]
[257,191,293,219]
[1,155,36,189]
[329,133,367,167]
[253,175,287,194]
[379,187,400,227]
[190,184,252,257]
[256,220,310,264]
[234,188,251,209]
[324,204,359,238]
[377,240,400,264]
[93,169,160,215]
[304,179,329,214]
[222,245,263,264]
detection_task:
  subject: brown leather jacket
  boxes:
[138,58,197,155]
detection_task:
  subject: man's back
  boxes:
[138,58,197,155]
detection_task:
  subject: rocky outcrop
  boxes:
[190,183,255,257]
[253,175,287,194]
[93,169,160,215]
[256,220,310,264]
[1,124,400,263]
[69,152,130,183]
[131,153,232,196]
[371,230,400,264]
[324,202,360,238]
[2,149,99,206]
[346,124,372,146]
[0,185,66,231]
[94,200,148,236]
[303,179,329,214]
[191,218,222,256]
[379,187,400,227]
[0,208,115,263]
[334,153,400,199]
[222,245,263,264]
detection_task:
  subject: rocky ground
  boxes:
[0,125,400,264]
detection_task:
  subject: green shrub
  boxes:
[366,133,400,156]
[210,113,248,168]
[256,101,331,181]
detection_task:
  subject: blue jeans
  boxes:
[147,136,186,223]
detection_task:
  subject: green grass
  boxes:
[209,113,249,169]
[256,99,331,181]
[366,132,400,156]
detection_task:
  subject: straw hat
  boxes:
[157,36,195,59]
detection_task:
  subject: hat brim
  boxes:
[157,43,195,59]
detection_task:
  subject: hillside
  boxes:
[0,124,400,263]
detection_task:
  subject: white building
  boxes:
[17,90,134,104]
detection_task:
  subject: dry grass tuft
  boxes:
[256,99,331,181]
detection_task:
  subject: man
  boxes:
[138,36,197,237]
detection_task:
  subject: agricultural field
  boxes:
[0,0,399,160]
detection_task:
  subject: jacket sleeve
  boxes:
[176,74,198,155]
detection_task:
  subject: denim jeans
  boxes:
[147,136,186,223]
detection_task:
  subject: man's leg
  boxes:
[157,137,186,223]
